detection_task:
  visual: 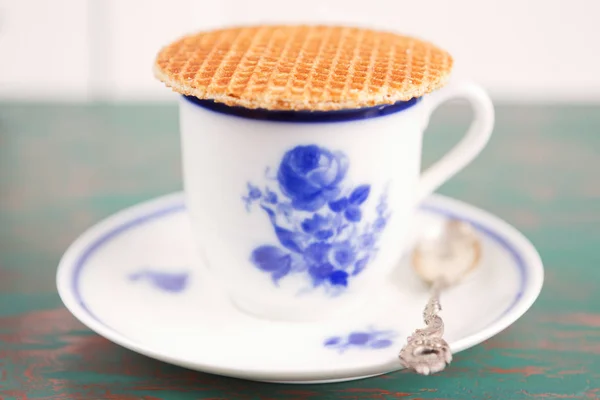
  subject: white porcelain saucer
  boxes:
[56,192,543,384]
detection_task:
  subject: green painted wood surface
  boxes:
[0,102,599,399]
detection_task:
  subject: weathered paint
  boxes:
[0,103,599,399]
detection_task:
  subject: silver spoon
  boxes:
[398,219,481,375]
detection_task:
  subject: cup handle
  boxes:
[415,81,495,203]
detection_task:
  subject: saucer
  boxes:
[56,192,543,384]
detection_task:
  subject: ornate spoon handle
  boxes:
[398,280,452,375]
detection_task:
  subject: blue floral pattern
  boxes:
[128,269,189,293]
[243,144,391,294]
[324,328,397,353]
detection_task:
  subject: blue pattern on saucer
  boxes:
[128,269,189,293]
[324,328,397,353]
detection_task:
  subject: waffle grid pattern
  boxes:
[154,25,453,111]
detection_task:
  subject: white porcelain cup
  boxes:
[179,81,494,321]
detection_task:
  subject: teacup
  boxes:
[178,81,494,321]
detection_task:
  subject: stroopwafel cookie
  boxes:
[154,25,453,111]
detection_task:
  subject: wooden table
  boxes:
[1,102,599,399]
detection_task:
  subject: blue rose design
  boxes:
[244,144,392,294]
[277,145,348,211]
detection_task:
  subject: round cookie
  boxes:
[154,25,453,111]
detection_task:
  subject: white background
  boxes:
[1,0,599,102]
